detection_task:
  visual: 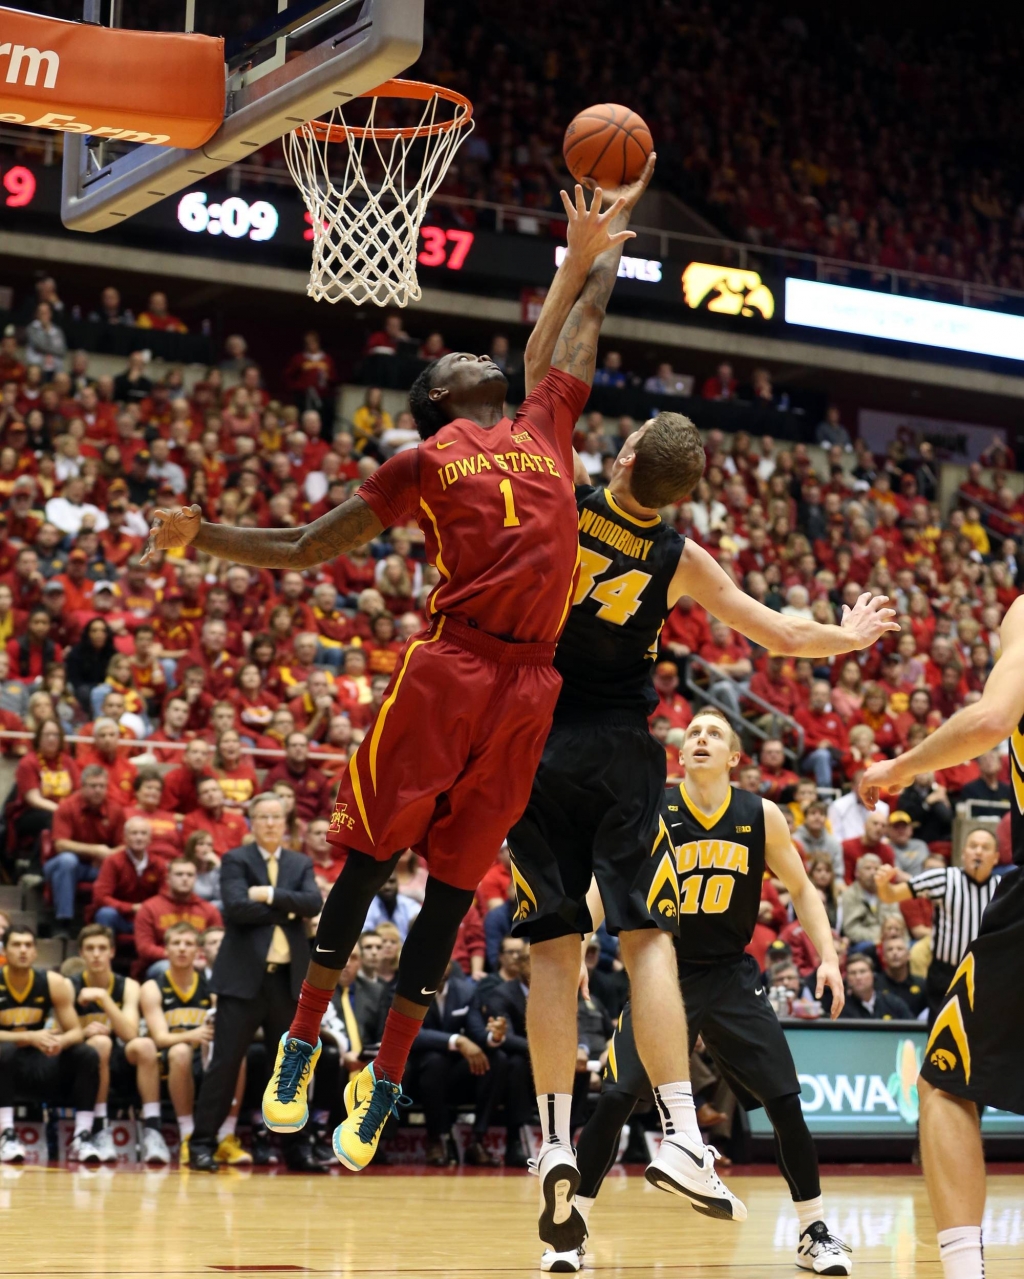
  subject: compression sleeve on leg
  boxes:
[312,848,400,968]
[576,1090,638,1200]
[763,1091,820,1203]
[393,876,477,1008]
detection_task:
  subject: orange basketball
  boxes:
[562,104,653,187]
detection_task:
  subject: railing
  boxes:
[0,730,340,764]
[6,126,1024,315]
[682,654,805,764]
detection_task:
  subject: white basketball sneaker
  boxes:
[532,1144,587,1252]
[0,1128,26,1163]
[67,1132,101,1165]
[92,1125,117,1164]
[141,1126,171,1166]
[541,1242,586,1273]
[645,1134,747,1221]
[796,1221,853,1275]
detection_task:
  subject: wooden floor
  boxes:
[2,1164,1023,1277]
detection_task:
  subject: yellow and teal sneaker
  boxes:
[333,1062,409,1171]
[262,1034,322,1133]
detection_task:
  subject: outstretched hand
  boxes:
[141,504,202,565]
[559,183,636,270]
[859,756,912,810]
[816,958,845,1020]
[592,150,657,213]
[839,592,900,651]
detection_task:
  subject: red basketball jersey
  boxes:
[357,368,588,644]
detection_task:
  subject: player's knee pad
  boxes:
[394,877,476,1007]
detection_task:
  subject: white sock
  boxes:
[938,1226,984,1279]
[142,1102,161,1121]
[94,1103,108,1124]
[653,1081,701,1144]
[0,1107,14,1132]
[576,1194,595,1231]
[537,1093,573,1149]
[796,1195,825,1233]
[217,1115,237,1141]
[177,1115,194,1140]
[74,1111,94,1138]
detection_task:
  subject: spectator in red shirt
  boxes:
[147,696,192,764]
[133,858,222,978]
[701,360,737,401]
[181,777,250,858]
[758,738,800,802]
[289,668,343,743]
[77,716,138,805]
[362,313,410,356]
[177,619,238,700]
[841,811,896,885]
[136,291,187,333]
[91,815,167,937]
[125,768,182,860]
[284,330,336,401]
[749,654,799,731]
[650,661,692,730]
[48,765,126,932]
[476,844,512,914]
[932,662,967,720]
[7,608,61,682]
[1,545,45,610]
[305,815,346,887]
[7,718,79,855]
[795,679,849,788]
[263,731,334,822]
[162,738,216,816]
[452,899,486,981]
[229,662,280,738]
[698,619,752,720]
[852,683,900,756]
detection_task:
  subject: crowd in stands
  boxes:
[0,256,1019,1166]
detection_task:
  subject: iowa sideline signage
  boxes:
[746,1021,1024,1138]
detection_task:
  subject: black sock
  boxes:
[576,1090,638,1200]
[763,1091,820,1201]
[144,1116,161,1131]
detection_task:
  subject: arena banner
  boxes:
[744,1023,1023,1137]
[858,409,1004,465]
[0,8,224,148]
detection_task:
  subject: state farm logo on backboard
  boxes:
[0,44,59,90]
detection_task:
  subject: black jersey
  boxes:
[554,485,684,718]
[1010,719,1024,866]
[0,966,53,1029]
[156,970,213,1032]
[72,972,128,1033]
[664,785,767,963]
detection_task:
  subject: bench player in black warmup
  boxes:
[539,709,851,1275]
[508,397,897,1249]
[139,922,215,1165]
[0,926,100,1164]
[72,923,171,1164]
[861,594,1024,1279]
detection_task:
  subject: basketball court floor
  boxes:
[2,1165,1022,1277]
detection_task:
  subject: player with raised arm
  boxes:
[859,595,1024,1279]
[508,312,897,1249]
[143,163,654,1196]
[539,709,851,1275]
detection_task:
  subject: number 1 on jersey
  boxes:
[499,477,520,528]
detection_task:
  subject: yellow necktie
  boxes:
[265,854,291,965]
[340,987,362,1056]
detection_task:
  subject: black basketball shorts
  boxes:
[920,866,1024,1115]
[604,953,801,1110]
[507,712,679,941]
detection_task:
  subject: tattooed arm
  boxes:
[143,494,384,570]
[524,153,655,395]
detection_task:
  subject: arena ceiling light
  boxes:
[785,278,1024,363]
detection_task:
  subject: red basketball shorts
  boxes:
[327,615,561,891]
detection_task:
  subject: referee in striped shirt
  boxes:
[875,828,1001,1021]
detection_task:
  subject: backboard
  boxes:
[61,0,423,232]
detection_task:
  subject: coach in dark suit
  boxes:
[190,792,322,1171]
[404,961,507,1167]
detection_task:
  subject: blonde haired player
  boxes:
[860,595,1024,1279]
[542,709,852,1275]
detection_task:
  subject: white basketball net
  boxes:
[284,92,473,307]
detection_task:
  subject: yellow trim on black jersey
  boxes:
[0,967,35,1004]
[165,970,199,1006]
[603,488,661,528]
[678,782,733,831]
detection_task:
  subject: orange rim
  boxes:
[300,78,473,142]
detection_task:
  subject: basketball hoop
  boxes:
[285,78,474,307]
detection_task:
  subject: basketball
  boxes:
[562,104,653,187]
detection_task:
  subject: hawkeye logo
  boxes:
[657,900,677,918]
[0,44,59,90]
[682,262,775,319]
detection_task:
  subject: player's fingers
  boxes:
[870,594,891,609]
[560,188,575,218]
[608,230,636,247]
[857,591,872,609]
[840,604,850,623]
[637,151,657,186]
[815,972,824,999]
[599,194,629,223]
[589,186,604,217]
[830,983,845,1020]
[575,183,588,215]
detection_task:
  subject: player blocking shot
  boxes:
[539,710,851,1275]
[507,365,898,1248]
[859,594,1024,1279]
[143,164,654,1176]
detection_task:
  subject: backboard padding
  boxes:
[61,0,422,232]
